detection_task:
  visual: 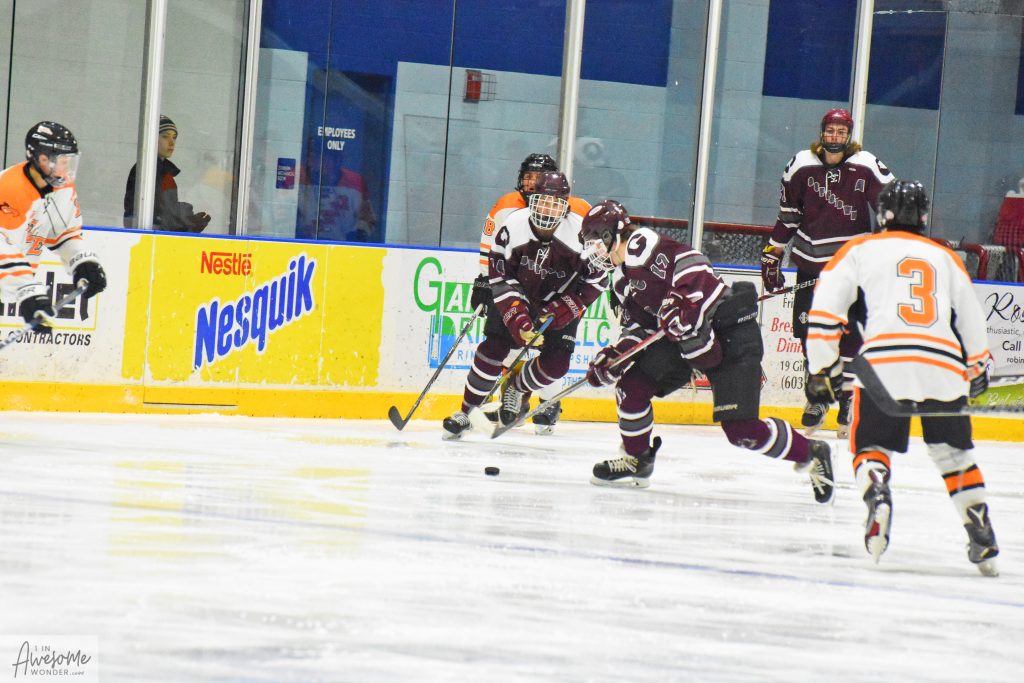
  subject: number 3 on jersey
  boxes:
[896,257,937,327]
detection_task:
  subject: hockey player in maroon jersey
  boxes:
[470,154,591,434]
[442,172,608,439]
[581,200,834,500]
[761,109,895,436]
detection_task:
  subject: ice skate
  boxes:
[799,439,835,504]
[591,437,661,488]
[863,476,892,563]
[531,400,561,435]
[836,391,852,439]
[442,411,472,441]
[498,382,531,427]
[801,400,828,434]
[964,502,999,577]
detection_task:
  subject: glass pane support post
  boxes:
[556,0,586,182]
[133,0,169,231]
[234,0,263,236]
[850,0,875,145]
[691,0,724,251]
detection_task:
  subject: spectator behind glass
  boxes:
[993,176,1024,250]
[123,115,211,232]
[296,143,377,243]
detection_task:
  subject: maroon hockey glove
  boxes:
[504,300,542,346]
[657,291,695,341]
[760,245,784,293]
[541,293,585,330]
[587,346,623,387]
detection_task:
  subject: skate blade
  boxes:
[589,475,650,489]
[975,558,999,577]
[533,423,555,436]
[866,504,891,563]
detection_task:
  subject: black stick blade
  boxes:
[388,405,408,430]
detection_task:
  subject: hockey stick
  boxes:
[387,304,485,430]
[0,279,89,353]
[488,329,667,439]
[756,278,817,302]
[849,356,1024,417]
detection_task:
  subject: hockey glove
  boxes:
[541,293,585,330]
[470,275,492,312]
[72,261,107,299]
[805,362,842,405]
[968,359,992,399]
[188,212,212,233]
[504,301,544,347]
[760,245,785,293]
[587,344,629,387]
[19,294,56,335]
[657,290,695,341]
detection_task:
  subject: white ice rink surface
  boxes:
[1,411,1022,682]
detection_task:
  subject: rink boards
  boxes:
[0,228,1021,440]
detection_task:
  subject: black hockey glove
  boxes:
[470,275,491,312]
[968,359,991,399]
[72,261,108,299]
[19,295,56,335]
[805,362,842,405]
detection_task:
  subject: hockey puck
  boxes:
[484,466,500,476]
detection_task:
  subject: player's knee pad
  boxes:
[927,442,975,473]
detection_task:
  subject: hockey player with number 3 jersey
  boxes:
[579,200,834,500]
[442,172,607,439]
[805,180,999,575]
[0,122,107,333]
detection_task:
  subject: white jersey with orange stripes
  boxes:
[806,230,991,403]
[478,191,590,276]
[0,162,94,303]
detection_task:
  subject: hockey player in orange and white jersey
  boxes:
[470,154,591,434]
[805,180,998,575]
[0,122,107,332]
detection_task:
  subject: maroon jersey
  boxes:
[612,228,728,364]
[489,207,608,318]
[769,149,894,275]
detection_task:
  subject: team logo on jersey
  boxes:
[0,201,19,217]
[193,254,316,369]
[826,169,841,184]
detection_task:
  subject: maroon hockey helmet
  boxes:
[528,171,571,238]
[820,108,854,153]
[581,199,631,271]
[517,153,559,198]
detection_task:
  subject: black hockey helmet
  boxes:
[876,180,929,232]
[820,108,854,154]
[25,121,80,187]
[581,199,631,271]
[527,171,570,239]
[517,153,559,198]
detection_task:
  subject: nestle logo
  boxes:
[201,251,252,276]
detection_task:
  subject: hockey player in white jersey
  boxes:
[0,122,107,331]
[805,180,998,575]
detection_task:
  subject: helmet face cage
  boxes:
[517,153,558,195]
[820,108,854,154]
[26,121,80,187]
[528,191,569,233]
[876,180,930,232]
[580,200,629,271]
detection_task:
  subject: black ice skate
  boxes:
[964,502,999,577]
[836,391,852,439]
[803,440,835,505]
[591,437,661,488]
[863,473,892,563]
[801,400,828,434]
[442,411,472,441]
[531,400,561,436]
[498,382,531,427]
